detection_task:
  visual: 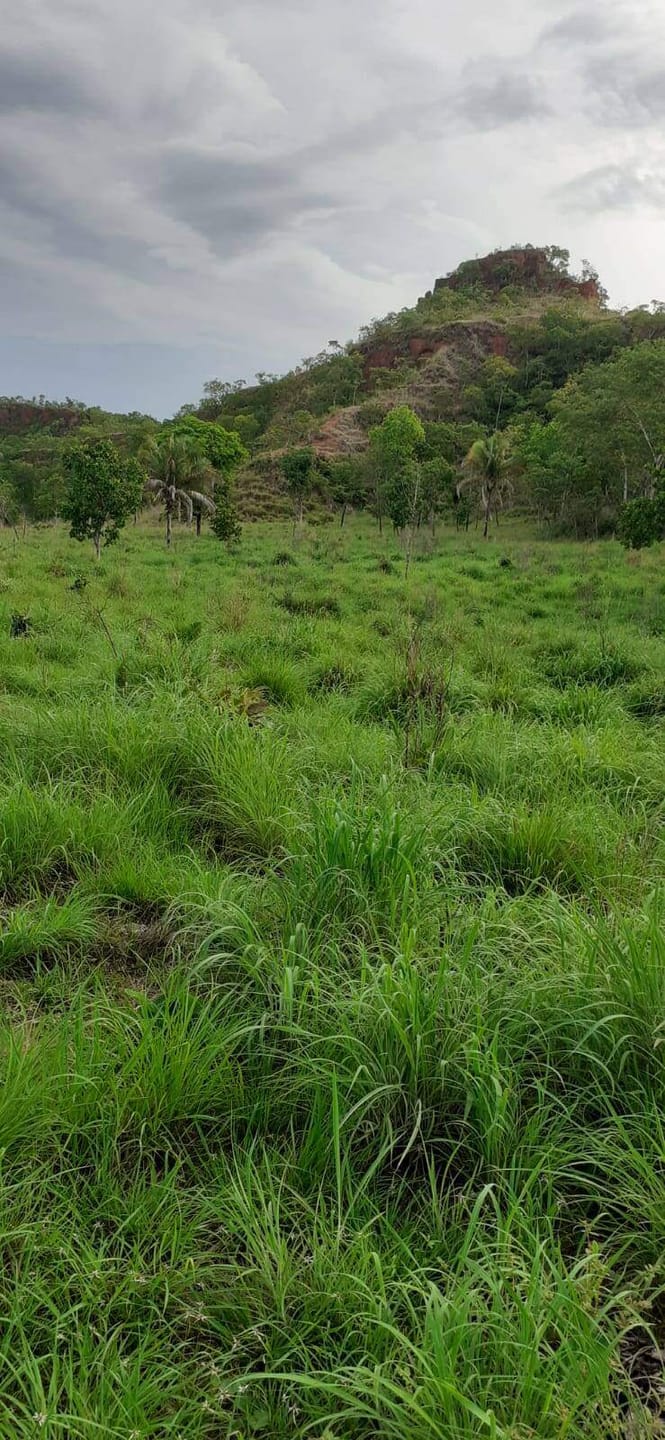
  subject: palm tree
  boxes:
[141,433,214,545]
[460,432,512,538]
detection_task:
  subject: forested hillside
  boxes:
[3,244,665,538]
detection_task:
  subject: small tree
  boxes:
[210,477,242,549]
[327,456,367,526]
[420,456,454,535]
[461,432,512,538]
[369,406,425,534]
[0,476,20,533]
[617,466,665,548]
[454,493,472,531]
[280,447,316,532]
[63,438,145,559]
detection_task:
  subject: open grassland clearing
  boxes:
[0,516,664,1437]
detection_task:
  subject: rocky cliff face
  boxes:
[310,250,607,459]
[352,247,601,411]
[361,320,509,379]
[430,246,600,303]
[313,320,513,456]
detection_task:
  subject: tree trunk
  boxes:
[340,504,347,527]
[166,510,172,547]
[94,533,101,561]
[483,497,491,538]
[196,510,202,537]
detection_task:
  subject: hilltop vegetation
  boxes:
[4,245,665,539]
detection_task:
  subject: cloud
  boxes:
[584,54,665,127]
[0,50,98,115]
[538,9,615,47]
[557,161,665,212]
[0,0,665,414]
[154,150,334,258]
[454,71,551,128]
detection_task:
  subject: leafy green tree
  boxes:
[0,474,19,530]
[62,438,144,559]
[172,415,248,482]
[227,413,261,447]
[517,340,665,535]
[552,342,665,497]
[167,418,248,533]
[141,433,212,546]
[387,457,421,534]
[280,447,317,529]
[263,410,317,451]
[617,466,665,548]
[507,309,624,416]
[369,406,425,532]
[461,432,512,538]
[422,421,475,464]
[197,378,246,420]
[511,420,576,527]
[326,457,367,526]
[464,356,520,426]
[420,456,454,535]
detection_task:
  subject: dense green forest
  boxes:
[2,246,665,544]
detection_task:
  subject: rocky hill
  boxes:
[428,245,602,302]
[4,244,665,522]
[202,244,633,476]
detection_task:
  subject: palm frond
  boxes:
[175,489,194,523]
[189,491,215,514]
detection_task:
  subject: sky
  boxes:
[1,0,665,417]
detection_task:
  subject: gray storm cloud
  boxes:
[0,0,664,413]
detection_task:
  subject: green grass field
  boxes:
[0,515,664,1438]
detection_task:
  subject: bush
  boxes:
[210,481,241,546]
[617,495,665,549]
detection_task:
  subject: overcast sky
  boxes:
[1,0,665,416]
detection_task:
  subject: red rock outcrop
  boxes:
[431,246,601,303]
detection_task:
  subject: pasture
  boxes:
[0,515,663,1438]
